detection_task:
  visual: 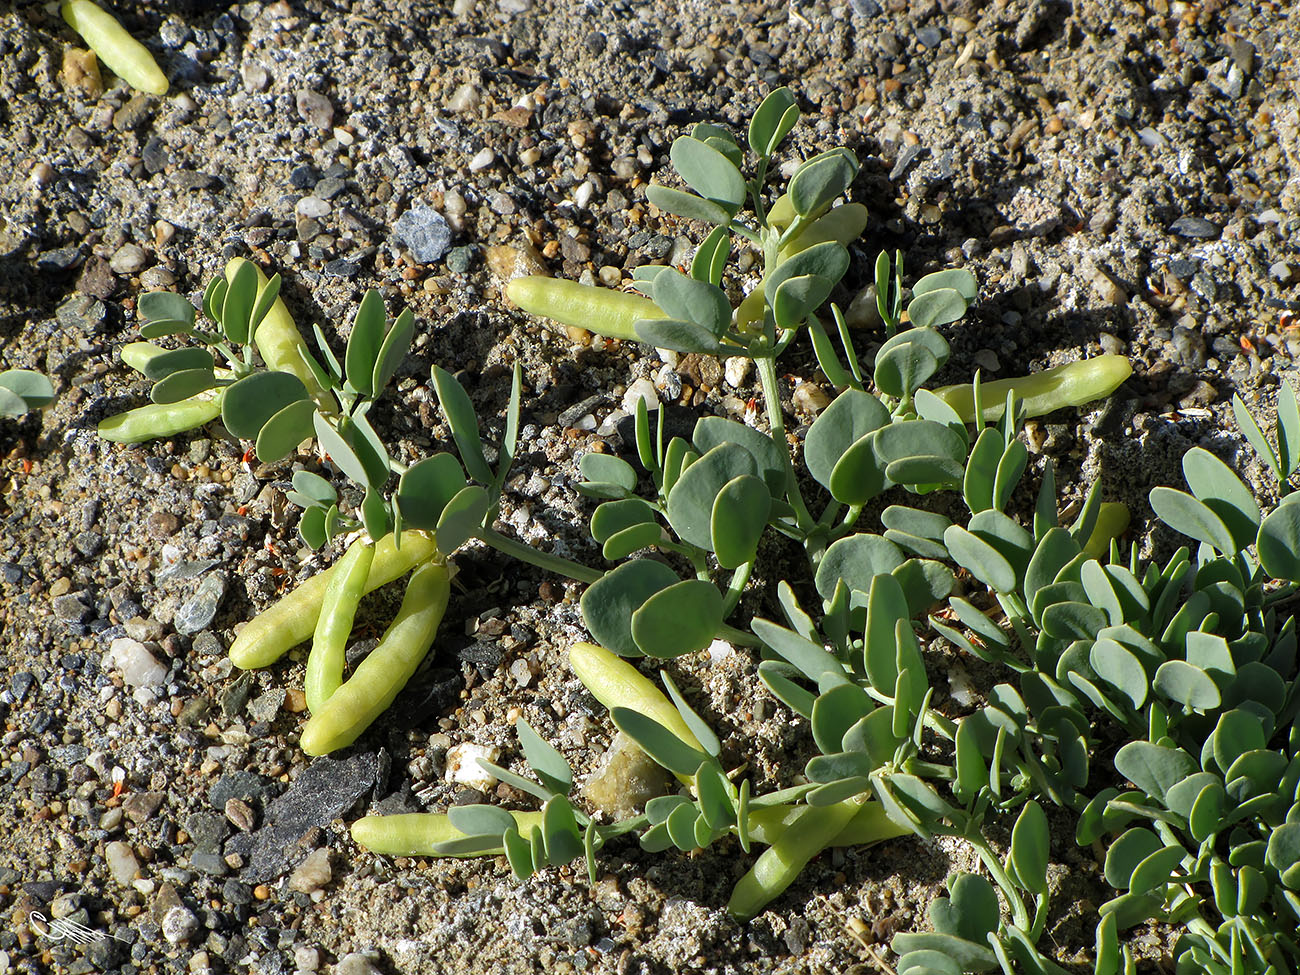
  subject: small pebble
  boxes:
[393,206,452,263]
[1169,216,1220,239]
[105,841,140,885]
[162,906,199,945]
[793,382,830,414]
[104,638,167,688]
[109,244,148,275]
[724,357,753,388]
[174,573,227,636]
[622,378,659,413]
[444,742,501,791]
[335,954,383,975]
[447,82,481,113]
[296,196,331,219]
[295,90,334,130]
[288,848,332,893]
[467,147,496,172]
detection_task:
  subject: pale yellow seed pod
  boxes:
[60,0,168,96]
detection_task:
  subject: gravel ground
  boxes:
[1,0,1298,972]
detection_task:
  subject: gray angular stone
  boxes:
[393,205,452,263]
[1169,216,1220,239]
[174,572,227,635]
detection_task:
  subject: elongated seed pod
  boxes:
[97,390,224,443]
[351,811,546,858]
[228,530,439,670]
[61,0,168,96]
[224,258,330,405]
[299,558,450,755]
[734,203,870,333]
[727,800,863,921]
[506,277,666,343]
[933,355,1132,424]
[568,642,704,753]
[305,537,374,713]
[745,798,909,849]
[778,203,868,260]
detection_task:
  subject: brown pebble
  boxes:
[225,798,256,832]
[253,884,271,900]
[283,688,307,713]
[60,48,103,99]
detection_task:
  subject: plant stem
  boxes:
[717,622,760,647]
[967,832,1032,931]
[722,561,753,617]
[477,528,603,584]
[755,354,815,534]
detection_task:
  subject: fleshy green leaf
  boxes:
[143,347,215,382]
[435,485,489,552]
[634,318,727,355]
[711,474,770,569]
[815,532,905,601]
[149,368,215,404]
[907,288,969,329]
[431,365,493,485]
[631,580,724,658]
[652,268,732,337]
[256,399,314,463]
[669,136,746,212]
[805,388,891,489]
[517,718,573,795]
[222,371,310,439]
[1257,502,1300,581]
[137,291,196,326]
[396,453,467,531]
[581,559,680,657]
[372,307,415,395]
[1149,487,1237,554]
[299,504,328,549]
[610,707,709,778]
[692,225,731,286]
[772,273,835,329]
[748,86,800,157]
[645,184,732,225]
[580,452,638,495]
[1181,447,1260,552]
[1010,800,1050,894]
[788,148,858,218]
[666,442,757,550]
[345,290,387,396]
[911,268,978,302]
[1114,742,1197,802]
[220,259,258,345]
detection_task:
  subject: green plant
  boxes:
[0,370,55,418]
[91,87,1298,974]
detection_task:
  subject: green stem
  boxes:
[729,221,762,245]
[968,832,1032,931]
[722,561,753,617]
[750,157,770,226]
[717,622,759,647]
[861,685,957,740]
[755,354,814,534]
[831,504,864,539]
[477,528,603,584]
